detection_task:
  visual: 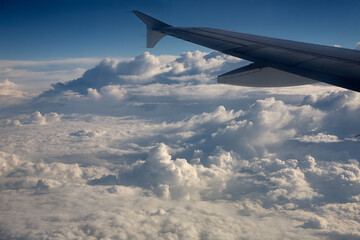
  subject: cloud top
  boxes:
[0,51,359,239]
[38,51,243,98]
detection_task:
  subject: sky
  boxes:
[1,0,360,239]
[1,0,360,60]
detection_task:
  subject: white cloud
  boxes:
[355,42,360,49]
[69,129,104,137]
[0,183,325,240]
[268,167,320,201]
[0,51,360,239]
[0,151,21,177]
[98,85,127,101]
[30,111,47,125]
[301,215,328,229]
[0,58,101,92]
[86,85,127,102]
[303,90,360,111]
[2,111,62,126]
[294,133,342,143]
[0,78,16,89]
[0,79,31,108]
[38,51,243,98]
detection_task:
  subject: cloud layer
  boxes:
[0,51,359,239]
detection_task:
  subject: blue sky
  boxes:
[1,0,360,60]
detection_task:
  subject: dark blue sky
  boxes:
[1,0,359,60]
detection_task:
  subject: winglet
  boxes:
[133,11,172,48]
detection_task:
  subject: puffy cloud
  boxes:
[2,111,62,126]
[87,85,127,101]
[37,53,171,97]
[0,151,21,177]
[0,150,109,191]
[0,183,324,240]
[294,133,341,143]
[207,98,324,158]
[302,90,360,111]
[69,129,104,138]
[268,167,320,201]
[88,143,236,201]
[38,51,243,98]
[0,79,19,95]
[301,215,328,229]
[0,79,31,109]
[30,111,47,125]
[118,143,204,200]
[355,42,360,49]
[162,51,243,82]
[0,58,101,92]
[1,51,360,239]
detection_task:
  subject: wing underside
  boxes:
[133,11,360,92]
[217,64,317,87]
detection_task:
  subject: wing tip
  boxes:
[132,10,172,29]
[133,10,171,48]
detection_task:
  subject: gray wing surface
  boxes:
[133,11,360,92]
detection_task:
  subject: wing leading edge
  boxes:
[133,11,360,92]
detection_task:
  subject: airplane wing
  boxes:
[133,11,360,92]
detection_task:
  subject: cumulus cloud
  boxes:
[0,51,360,239]
[37,53,171,96]
[0,58,100,91]
[30,111,47,125]
[0,151,21,177]
[0,151,109,192]
[302,90,360,111]
[301,215,328,229]
[0,79,19,95]
[38,51,243,98]
[294,133,342,143]
[0,79,31,109]
[355,42,360,49]
[268,167,320,201]
[117,143,206,200]
[1,111,62,126]
[87,85,127,101]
